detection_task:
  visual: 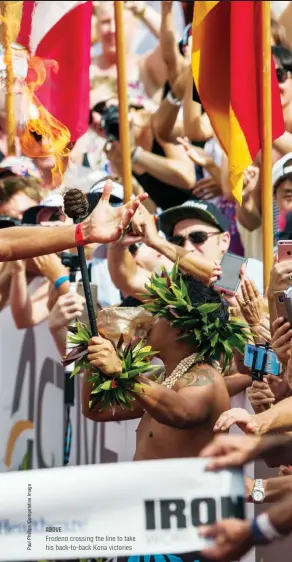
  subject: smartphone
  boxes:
[244,344,281,376]
[76,282,100,325]
[213,253,247,295]
[274,287,292,322]
[278,240,292,262]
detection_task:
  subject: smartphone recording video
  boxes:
[278,240,292,262]
[274,287,292,322]
[213,253,247,295]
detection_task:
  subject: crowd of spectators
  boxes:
[3,1,292,560]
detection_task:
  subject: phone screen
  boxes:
[214,253,247,295]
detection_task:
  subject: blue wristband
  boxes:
[54,275,70,290]
[251,517,270,545]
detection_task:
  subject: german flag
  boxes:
[192,1,284,202]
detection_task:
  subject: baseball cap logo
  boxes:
[182,201,208,211]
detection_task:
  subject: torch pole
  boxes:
[0,1,16,155]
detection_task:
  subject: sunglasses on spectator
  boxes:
[169,231,220,247]
[276,67,292,84]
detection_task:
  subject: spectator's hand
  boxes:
[103,140,123,176]
[245,476,254,500]
[48,292,86,332]
[268,260,292,298]
[285,338,292,390]
[236,278,262,327]
[271,317,292,364]
[177,136,213,167]
[200,434,262,469]
[87,336,122,376]
[83,180,148,245]
[214,408,259,434]
[248,378,275,410]
[210,260,222,285]
[130,205,159,247]
[199,519,253,561]
[191,177,222,200]
[33,254,67,284]
[124,1,146,16]
[278,465,292,477]
[242,165,260,201]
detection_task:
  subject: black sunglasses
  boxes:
[276,67,292,84]
[169,231,219,247]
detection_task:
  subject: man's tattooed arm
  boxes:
[181,364,215,388]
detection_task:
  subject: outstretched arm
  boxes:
[0,181,146,261]
[213,396,292,435]
[200,433,292,470]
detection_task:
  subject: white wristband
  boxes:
[131,145,143,164]
[166,91,182,107]
[256,513,283,541]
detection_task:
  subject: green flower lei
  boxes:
[141,263,251,372]
[63,322,160,412]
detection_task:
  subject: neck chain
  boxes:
[161,353,200,389]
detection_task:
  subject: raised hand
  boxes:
[83,180,148,245]
[236,278,262,327]
[177,136,213,167]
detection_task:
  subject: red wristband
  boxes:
[75,223,85,246]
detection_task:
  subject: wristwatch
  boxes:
[166,91,182,107]
[251,479,265,503]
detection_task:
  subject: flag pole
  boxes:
[261,0,273,290]
[114,1,132,203]
[0,1,16,155]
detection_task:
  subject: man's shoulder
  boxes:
[177,362,219,391]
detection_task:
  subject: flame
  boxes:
[0,2,72,186]
[19,55,71,187]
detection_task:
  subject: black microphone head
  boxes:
[63,188,89,220]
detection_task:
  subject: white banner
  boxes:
[0,308,137,471]
[0,458,244,561]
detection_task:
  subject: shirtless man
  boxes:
[82,277,231,562]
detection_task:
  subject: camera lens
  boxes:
[278,295,284,303]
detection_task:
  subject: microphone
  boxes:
[63,188,98,337]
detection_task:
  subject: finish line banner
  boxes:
[0,458,244,561]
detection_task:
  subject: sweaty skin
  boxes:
[133,364,230,461]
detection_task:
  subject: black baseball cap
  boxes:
[158,200,229,237]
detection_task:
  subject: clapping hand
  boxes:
[236,278,261,327]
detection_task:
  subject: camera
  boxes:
[244,343,281,377]
[61,252,80,271]
[101,105,120,141]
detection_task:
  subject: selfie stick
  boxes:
[63,188,98,337]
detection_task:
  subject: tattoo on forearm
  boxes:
[181,365,215,388]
